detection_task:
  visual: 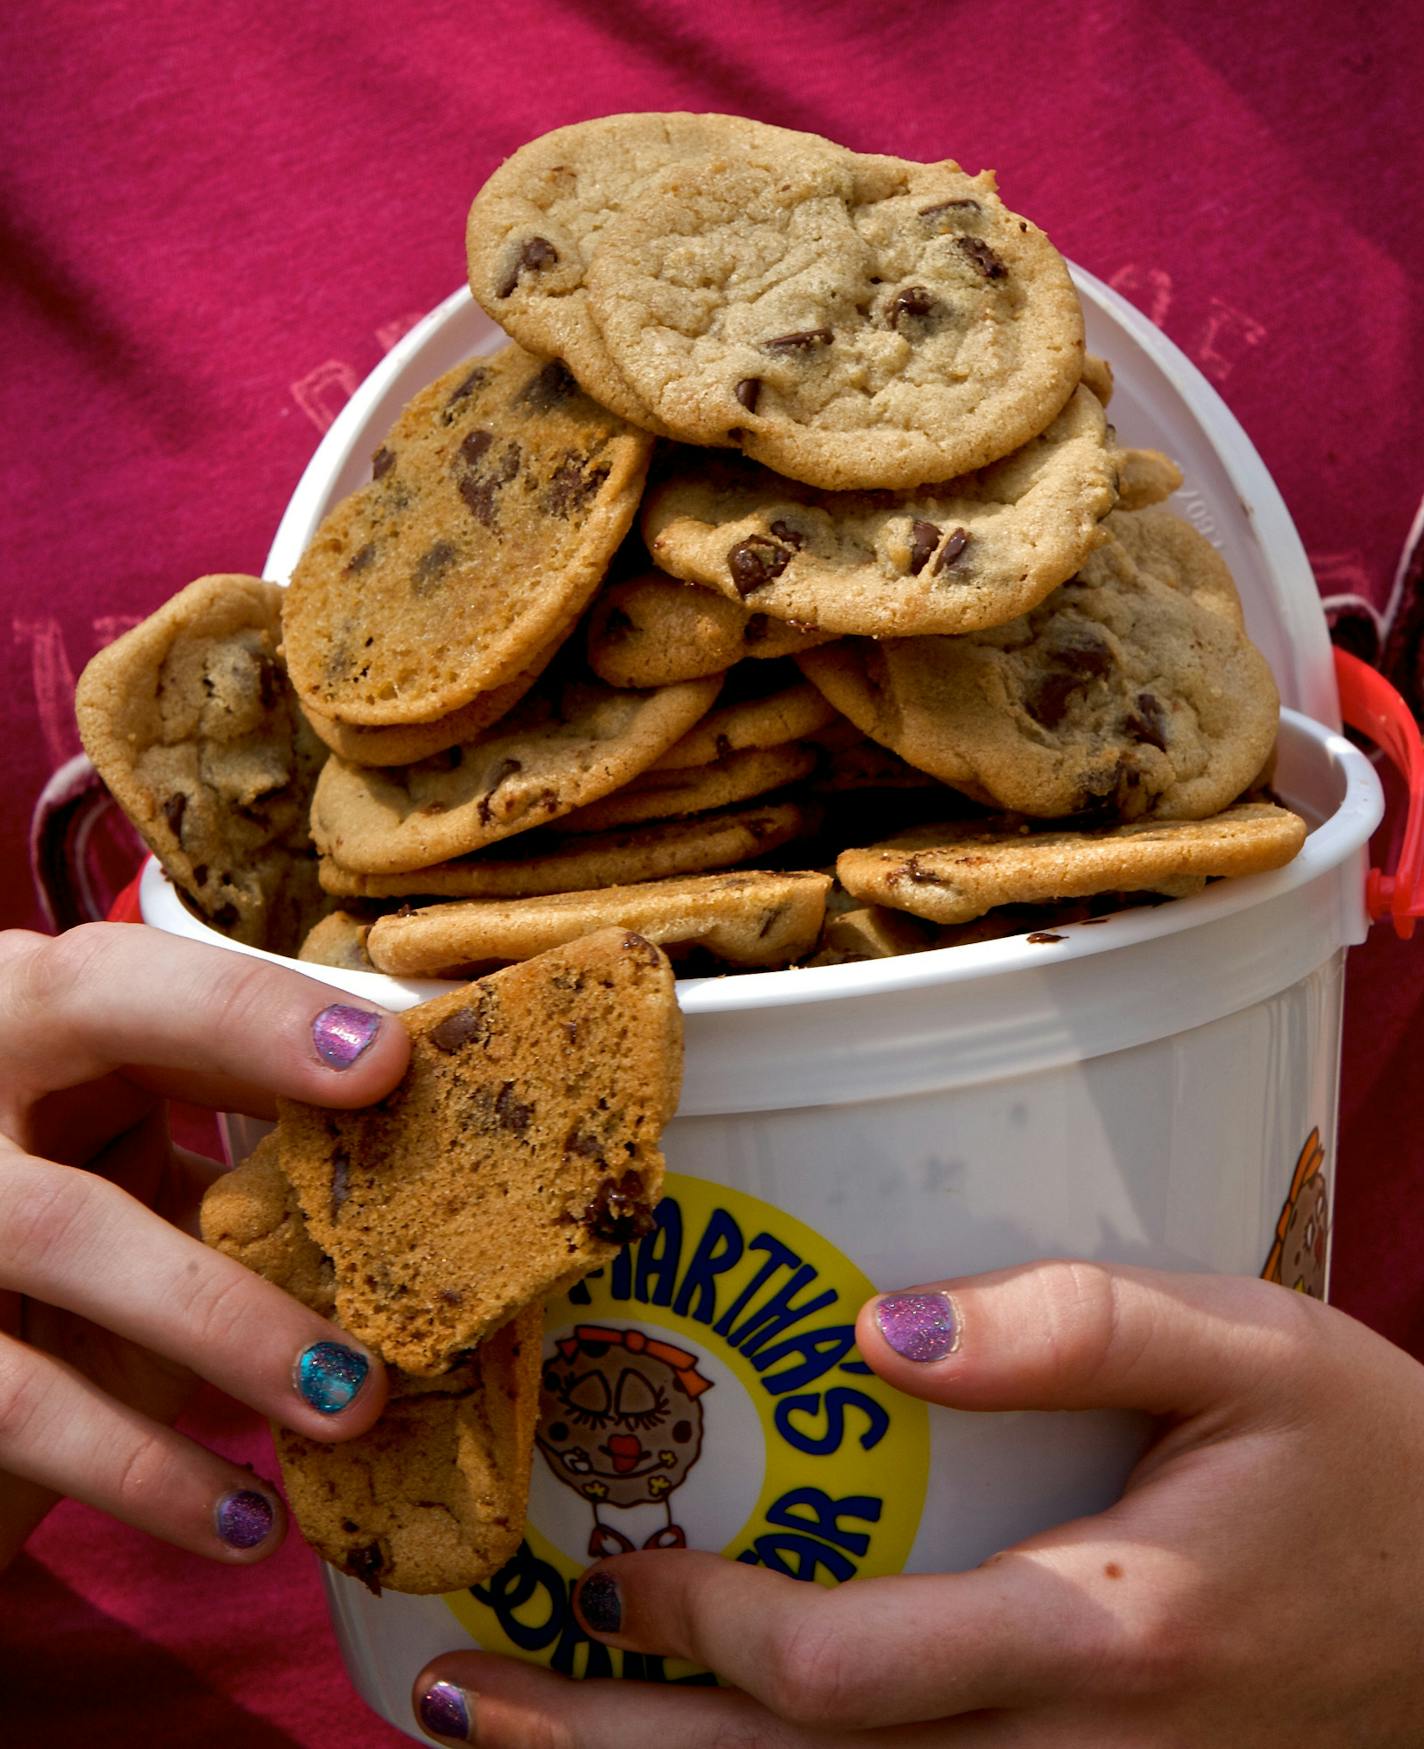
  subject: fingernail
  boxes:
[875,1290,960,1362]
[296,1340,370,1414]
[215,1487,275,1550]
[577,1568,622,1634]
[312,1003,381,1069]
[417,1679,471,1741]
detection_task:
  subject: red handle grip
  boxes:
[1333,646,1424,939]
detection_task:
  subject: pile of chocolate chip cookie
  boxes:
[77,113,1308,977]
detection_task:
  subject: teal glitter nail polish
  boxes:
[296,1340,370,1414]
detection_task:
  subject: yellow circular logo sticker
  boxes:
[446,1172,930,1682]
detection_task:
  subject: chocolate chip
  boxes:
[906,520,940,576]
[210,902,240,931]
[442,365,490,420]
[412,539,458,594]
[162,792,186,842]
[601,605,634,640]
[330,1145,350,1220]
[496,234,559,299]
[1024,670,1080,728]
[543,451,610,518]
[517,359,577,411]
[1125,691,1170,752]
[371,446,395,480]
[743,613,771,644]
[192,863,207,887]
[477,756,522,825]
[735,377,762,412]
[495,1081,533,1134]
[767,518,805,550]
[1047,624,1115,677]
[458,440,521,526]
[1027,932,1066,944]
[955,236,1007,279]
[583,1169,654,1244]
[933,526,970,574]
[459,429,493,467]
[429,1004,488,1053]
[762,328,833,352]
[346,542,377,574]
[566,1129,607,1165]
[728,535,795,596]
[919,197,982,224]
[887,285,937,328]
[344,1543,385,1595]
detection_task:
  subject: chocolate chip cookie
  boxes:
[586,568,834,689]
[650,665,837,769]
[201,1135,543,1596]
[798,509,1280,820]
[282,346,653,726]
[297,909,374,971]
[316,799,821,900]
[75,574,327,950]
[836,802,1307,924]
[309,669,722,872]
[466,112,849,433]
[587,152,1084,488]
[297,622,565,768]
[277,929,682,1376]
[555,742,818,834]
[364,870,833,976]
[642,385,1123,637]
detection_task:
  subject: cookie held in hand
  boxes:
[201,1134,542,1596]
[278,928,684,1375]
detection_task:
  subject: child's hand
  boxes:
[0,923,409,1569]
[414,1260,1424,1745]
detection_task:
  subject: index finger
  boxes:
[0,924,411,1122]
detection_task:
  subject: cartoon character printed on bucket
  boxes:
[1262,1127,1330,1298]
[449,1172,929,1681]
[537,1324,712,1556]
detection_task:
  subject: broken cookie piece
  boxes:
[201,1133,542,1595]
[277,928,683,1376]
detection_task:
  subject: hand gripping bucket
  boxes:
[121,273,1422,1733]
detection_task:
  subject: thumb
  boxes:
[857,1259,1329,1420]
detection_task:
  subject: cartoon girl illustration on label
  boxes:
[536,1324,714,1558]
[1263,1127,1330,1300]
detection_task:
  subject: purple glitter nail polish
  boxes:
[875,1291,959,1362]
[418,1680,470,1741]
[312,1003,381,1069]
[215,1488,274,1550]
[578,1569,622,1634]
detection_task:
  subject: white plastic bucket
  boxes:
[137,271,1385,1734]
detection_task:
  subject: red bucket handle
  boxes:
[107,866,146,924]
[1334,646,1424,939]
